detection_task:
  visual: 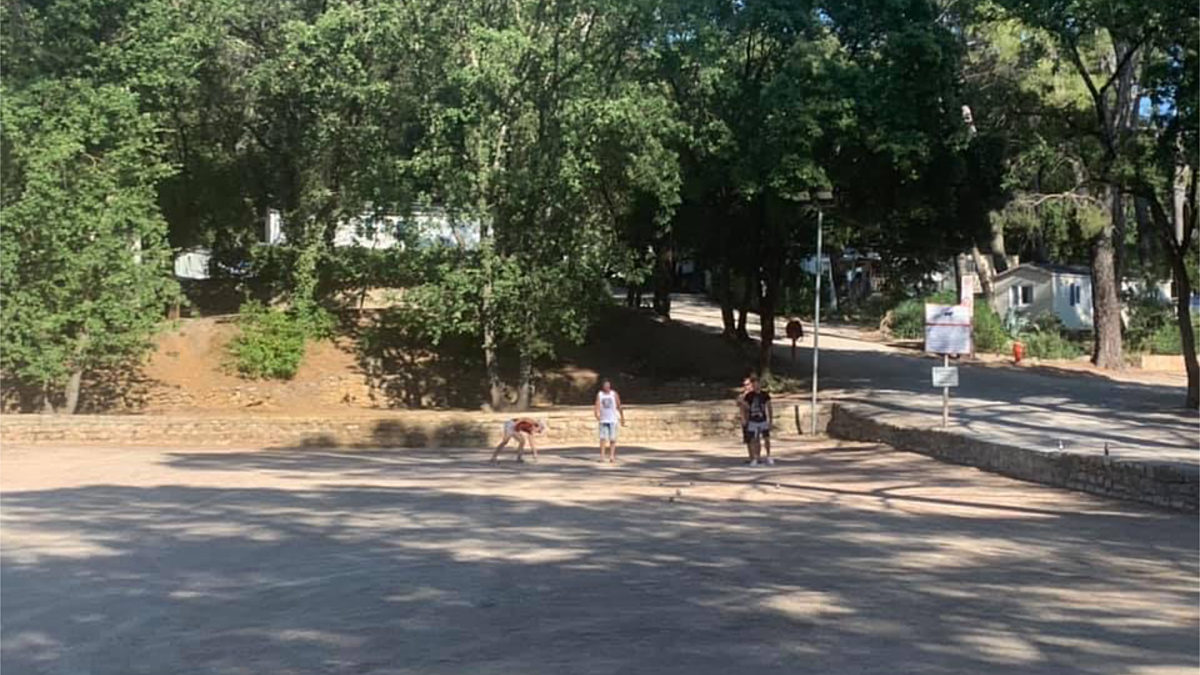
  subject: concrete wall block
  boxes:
[828,403,1196,514]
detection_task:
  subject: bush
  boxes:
[1019,329,1085,360]
[973,302,1008,353]
[227,301,310,379]
[890,290,956,339]
[1146,318,1200,355]
[1124,290,1175,354]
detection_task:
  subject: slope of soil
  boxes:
[3,305,754,415]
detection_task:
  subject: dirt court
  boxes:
[2,439,1197,675]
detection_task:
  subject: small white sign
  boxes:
[932,366,959,388]
[924,304,972,355]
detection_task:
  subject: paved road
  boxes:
[667,295,1198,466]
[2,441,1196,674]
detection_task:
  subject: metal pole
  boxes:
[941,353,950,428]
[810,206,823,435]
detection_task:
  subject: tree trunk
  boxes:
[40,382,55,414]
[63,369,83,415]
[758,281,777,377]
[480,223,505,411]
[970,244,995,297]
[515,351,533,411]
[1169,254,1198,409]
[1145,188,1198,408]
[989,219,1015,272]
[1090,223,1124,369]
[1135,196,1154,269]
[1111,188,1126,284]
[828,251,843,314]
[736,273,753,341]
[652,242,673,318]
[758,249,783,377]
[716,265,736,338]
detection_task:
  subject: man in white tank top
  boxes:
[594,379,625,463]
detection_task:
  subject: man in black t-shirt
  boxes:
[741,376,773,466]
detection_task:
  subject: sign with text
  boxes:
[932,366,959,387]
[925,304,972,355]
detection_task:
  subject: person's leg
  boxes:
[515,433,528,462]
[743,426,754,462]
[762,432,773,464]
[491,433,512,462]
[610,426,619,463]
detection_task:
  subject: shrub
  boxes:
[973,302,1008,353]
[890,290,956,339]
[227,301,310,379]
[1124,290,1175,354]
[1019,329,1085,360]
[1146,318,1200,355]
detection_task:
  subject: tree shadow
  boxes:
[1,365,158,414]
[341,308,488,409]
[3,442,1197,674]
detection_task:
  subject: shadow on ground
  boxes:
[3,442,1196,674]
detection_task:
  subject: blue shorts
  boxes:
[598,422,619,441]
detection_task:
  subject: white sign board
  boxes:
[925,304,972,355]
[960,275,975,311]
[932,366,959,387]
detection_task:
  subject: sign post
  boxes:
[940,354,950,427]
[925,304,970,428]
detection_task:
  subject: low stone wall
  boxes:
[1138,354,1185,373]
[828,403,1199,513]
[0,405,752,448]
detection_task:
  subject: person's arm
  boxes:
[615,392,625,425]
[594,394,601,421]
[767,398,774,426]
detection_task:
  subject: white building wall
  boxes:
[1052,273,1092,330]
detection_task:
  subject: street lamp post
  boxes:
[807,190,834,435]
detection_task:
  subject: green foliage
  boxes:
[1123,290,1174,354]
[1147,322,1186,356]
[891,291,956,339]
[1124,291,1199,356]
[227,302,311,380]
[1012,312,1085,360]
[890,292,1008,353]
[973,302,1009,353]
[1019,330,1085,360]
[0,78,180,409]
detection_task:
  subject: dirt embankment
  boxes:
[4,306,755,415]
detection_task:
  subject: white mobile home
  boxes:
[990,263,1093,330]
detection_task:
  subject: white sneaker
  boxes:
[766,457,775,465]
[749,460,759,467]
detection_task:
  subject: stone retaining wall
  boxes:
[828,403,1199,513]
[0,405,752,448]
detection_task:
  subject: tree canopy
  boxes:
[2,0,1195,409]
